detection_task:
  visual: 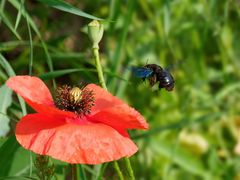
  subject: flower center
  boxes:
[69,87,82,104]
[55,85,95,116]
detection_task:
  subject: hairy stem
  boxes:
[124,157,135,180]
[92,47,135,180]
[113,161,124,180]
[93,48,107,90]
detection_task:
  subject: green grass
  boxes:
[1,0,240,179]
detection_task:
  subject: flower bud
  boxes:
[69,87,82,104]
[88,20,104,49]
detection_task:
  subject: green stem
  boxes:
[92,46,135,180]
[71,164,77,180]
[113,161,124,180]
[29,152,32,177]
[77,164,86,180]
[124,158,135,180]
[93,48,107,90]
[96,163,108,180]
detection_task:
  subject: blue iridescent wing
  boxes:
[131,67,153,78]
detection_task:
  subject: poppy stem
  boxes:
[93,47,107,90]
[77,164,87,180]
[113,161,124,180]
[91,35,125,180]
[71,164,77,180]
[90,22,135,180]
[124,157,135,180]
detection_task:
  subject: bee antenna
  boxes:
[145,59,149,65]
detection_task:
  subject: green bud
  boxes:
[88,20,104,49]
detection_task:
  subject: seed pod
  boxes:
[88,20,104,49]
[69,87,82,104]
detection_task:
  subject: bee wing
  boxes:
[131,67,153,78]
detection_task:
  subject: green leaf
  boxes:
[151,140,212,179]
[215,82,240,102]
[0,41,29,51]
[39,68,93,80]
[39,68,128,82]
[0,137,7,146]
[0,176,37,180]
[0,136,20,176]
[8,0,41,37]
[7,148,33,176]
[14,0,24,30]
[50,52,84,59]
[0,84,12,137]
[0,53,27,116]
[0,137,32,177]
[0,84,12,113]
[37,0,102,20]
[0,54,16,76]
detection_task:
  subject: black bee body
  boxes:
[157,69,174,91]
[132,64,174,91]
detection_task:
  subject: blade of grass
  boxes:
[163,0,171,37]
[0,136,20,176]
[152,139,212,179]
[108,0,120,34]
[0,85,12,137]
[9,0,56,87]
[113,161,124,180]
[0,41,29,51]
[108,0,136,93]
[39,68,93,80]
[26,14,33,76]
[77,164,86,180]
[0,176,36,180]
[37,0,102,20]
[14,0,24,30]
[0,53,27,115]
[39,68,128,82]
[133,113,222,139]
[0,0,6,24]
[0,9,22,40]
[50,52,85,59]
[0,69,7,80]
[0,54,16,76]
[215,82,240,102]
[96,163,108,180]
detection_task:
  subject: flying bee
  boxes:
[131,64,174,91]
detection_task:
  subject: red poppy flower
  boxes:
[7,76,148,164]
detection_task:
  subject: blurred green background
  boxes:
[1,0,240,179]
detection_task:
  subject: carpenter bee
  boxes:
[131,64,174,91]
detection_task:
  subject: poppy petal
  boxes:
[7,76,53,106]
[6,76,74,117]
[25,99,75,118]
[16,114,138,164]
[86,84,149,130]
[89,107,149,130]
[6,75,56,113]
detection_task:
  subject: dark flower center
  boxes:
[55,85,95,116]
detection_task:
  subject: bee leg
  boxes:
[149,75,157,87]
[142,78,146,85]
[158,83,164,90]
